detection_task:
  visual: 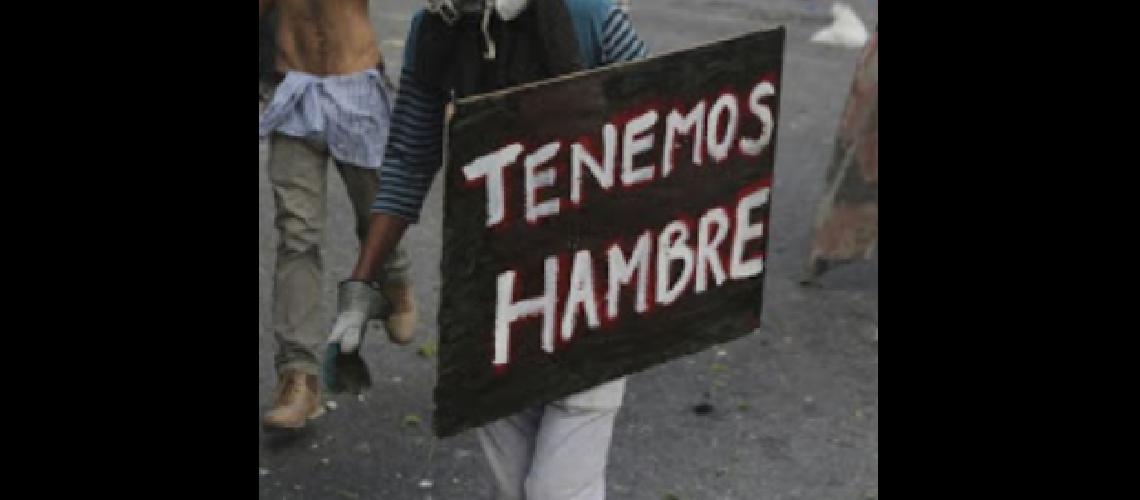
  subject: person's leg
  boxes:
[477,406,544,500]
[524,379,627,500]
[337,162,417,344]
[265,133,330,429]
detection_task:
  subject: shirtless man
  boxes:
[259,0,417,430]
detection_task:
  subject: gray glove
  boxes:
[327,280,392,354]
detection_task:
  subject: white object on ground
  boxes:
[811,3,870,48]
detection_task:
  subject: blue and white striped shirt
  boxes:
[372,0,648,222]
[259,68,393,169]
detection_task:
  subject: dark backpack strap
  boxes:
[412,12,460,95]
[533,0,585,77]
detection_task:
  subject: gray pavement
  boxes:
[259,1,878,498]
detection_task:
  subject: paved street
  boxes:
[259,1,878,498]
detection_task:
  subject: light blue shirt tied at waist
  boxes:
[259,68,392,169]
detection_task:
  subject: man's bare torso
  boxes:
[266,0,381,76]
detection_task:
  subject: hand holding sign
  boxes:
[328,280,391,354]
[324,280,392,394]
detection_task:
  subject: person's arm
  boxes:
[330,11,446,353]
[599,3,648,65]
[351,214,410,280]
[354,15,447,281]
[353,10,448,281]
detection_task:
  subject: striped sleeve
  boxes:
[600,5,648,64]
[371,11,448,223]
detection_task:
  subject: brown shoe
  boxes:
[382,282,418,345]
[263,370,325,430]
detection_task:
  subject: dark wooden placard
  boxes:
[436,27,785,437]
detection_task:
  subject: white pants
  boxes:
[477,379,627,500]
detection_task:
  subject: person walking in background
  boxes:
[258,0,418,431]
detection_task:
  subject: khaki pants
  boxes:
[268,132,411,376]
